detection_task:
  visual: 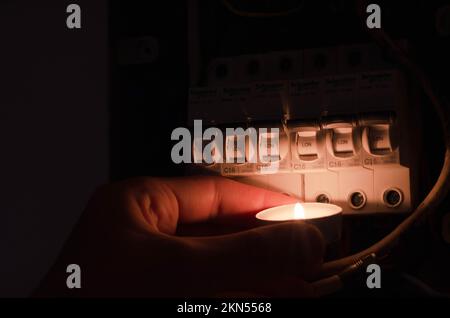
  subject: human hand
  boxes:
[35,176,325,297]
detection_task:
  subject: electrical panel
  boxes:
[187,44,413,215]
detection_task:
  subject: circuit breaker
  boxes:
[187,43,413,214]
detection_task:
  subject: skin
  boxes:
[34,176,325,297]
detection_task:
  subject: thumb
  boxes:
[180,221,325,295]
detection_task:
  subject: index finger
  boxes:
[164,176,298,223]
[127,176,298,233]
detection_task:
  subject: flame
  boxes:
[294,203,305,219]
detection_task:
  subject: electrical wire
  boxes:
[314,0,450,290]
[218,0,450,295]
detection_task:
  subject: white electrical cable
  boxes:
[313,1,450,291]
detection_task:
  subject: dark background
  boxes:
[0,1,108,297]
[1,0,449,297]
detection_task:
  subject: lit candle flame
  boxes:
[294,203,305,219]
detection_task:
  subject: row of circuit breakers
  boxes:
[187,44,412,214]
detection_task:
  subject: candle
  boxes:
[256,202,343,244]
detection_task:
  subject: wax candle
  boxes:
[256,202,343,244]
